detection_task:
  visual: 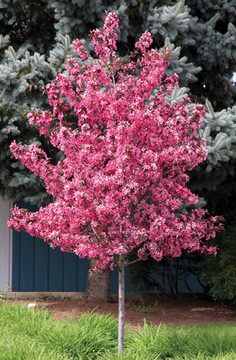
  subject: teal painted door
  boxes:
[12,230,89,292]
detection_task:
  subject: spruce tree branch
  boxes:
[173,0,185,20]
[166,0,185,24]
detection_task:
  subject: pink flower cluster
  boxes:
[135,30,153,53]
[89,10,119,62]
[72,39,89,61]
[8,11,223,269]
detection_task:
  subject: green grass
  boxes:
[0,302,236,359]
[0,302,117,359]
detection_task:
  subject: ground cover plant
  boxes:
[1,302,236,360]
[8,11,223,353]
[0,302,117,360]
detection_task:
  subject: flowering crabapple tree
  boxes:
[8,11,223,354]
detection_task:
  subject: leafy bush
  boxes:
[201,224,236,302]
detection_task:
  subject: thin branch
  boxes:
[113,254,121,272]
[125,254,149,267]
[166,0,185,24]
[137,188,151,205]
[111,71,116,87]
[90,224,102,242]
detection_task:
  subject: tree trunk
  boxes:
[118,255,125,355]
[85,259,111,301]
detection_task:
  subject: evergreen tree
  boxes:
[0,1,75,202]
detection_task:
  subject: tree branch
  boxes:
[125,254,149,267]
[90,224,102,242]
[113,254,121,272]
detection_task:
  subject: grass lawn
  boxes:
[0,301,236,359]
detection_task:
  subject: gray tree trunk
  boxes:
[118,255,125,355]
[85,259,111,301]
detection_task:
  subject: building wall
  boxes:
[12,230,89,292]
[0,197,12,292]
[1,197,204,295]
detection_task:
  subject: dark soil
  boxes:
[7,295,236,329]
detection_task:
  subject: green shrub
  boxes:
[201,225,236,302]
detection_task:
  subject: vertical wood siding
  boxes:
[12,229,203,294]
[12,230,89,292]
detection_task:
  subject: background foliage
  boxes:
[1,0,235,299]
